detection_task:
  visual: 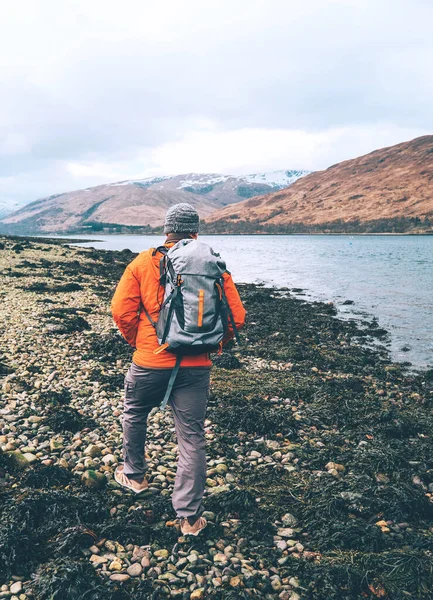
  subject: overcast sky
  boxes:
[1,0,432,207]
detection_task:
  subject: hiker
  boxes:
[111,203,246,536]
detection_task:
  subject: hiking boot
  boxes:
[180,516,207,536]
[114,465,148,494]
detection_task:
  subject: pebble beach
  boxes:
[1,236,433,600]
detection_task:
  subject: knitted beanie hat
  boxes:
[164,203,200,234]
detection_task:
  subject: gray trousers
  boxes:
[122,362,211,518]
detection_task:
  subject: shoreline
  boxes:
[2,231,433,238]
[1,236,433,599]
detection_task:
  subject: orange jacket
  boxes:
[111,243,246,368]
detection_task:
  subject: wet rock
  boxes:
[81,470,106,490]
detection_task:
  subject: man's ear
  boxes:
[191,234,198,239]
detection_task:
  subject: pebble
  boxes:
[109,574,130,582]
[126,563,143,577]
[84,444,102,458]
[9,584,22,595]
[109,560,123,571]
[277,528,295,538]
[282,513,298,527]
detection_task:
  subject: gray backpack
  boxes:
[144,239,240,408]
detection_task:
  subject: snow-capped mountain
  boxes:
[0,201,20,220]
[0,170,309,234]
[110,170,309,191]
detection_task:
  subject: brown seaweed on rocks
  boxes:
[3,238,433,598]
[45,406,97,433]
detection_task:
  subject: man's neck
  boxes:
[165,233,195,243]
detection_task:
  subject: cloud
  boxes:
[0,0,432,206]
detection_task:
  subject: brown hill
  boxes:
[205,136,433,233]
[0,171,307,235]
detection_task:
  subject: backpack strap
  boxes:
[141,305,156,328]
[220,278,241,345]
[160,355,182,410]
[141,247,169,326]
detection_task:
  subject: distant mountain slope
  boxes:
[0,170,309,234]
[205,136,433,233]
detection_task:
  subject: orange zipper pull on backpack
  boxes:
[154,343,169,355]
[198,289,204,327]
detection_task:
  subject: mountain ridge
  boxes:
[0,170,309,234]
[204,136,433,234]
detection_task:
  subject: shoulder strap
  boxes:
[220,278,241,345]
[152,246,168,256]
[141,247,170,326]
[160,355,182,410]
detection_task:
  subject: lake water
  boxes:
[50,234,433,369]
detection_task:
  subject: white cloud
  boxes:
[0,0,432,206]
[65,122,425,184]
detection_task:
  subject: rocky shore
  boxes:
[1,235,433,600]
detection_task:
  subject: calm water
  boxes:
[51,234,433,369]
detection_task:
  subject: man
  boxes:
[111,203,246,536]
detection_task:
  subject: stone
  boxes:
[28,416,43,423]
[266,440,280,450]
[49,439,63,452]
[215,463,228,474]
[4,451,30,471]
[102,453,116,465]
[154,549,169,559]
[282,513,298,527]
[84,444,102,458]
[81,470,106,490]
[10,583,22,595]
[190,590,205,599]
[90,554,108,565]
[277,528,295,538]
[109,560,122,571]
[271,578,282,591]
[22,452,38,464]
[110,574,130,582]
[187,553,198,564]
[127,563,143,577]
[202,511,216,521]
[230,575,242,587]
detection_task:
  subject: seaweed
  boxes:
[21,464,73,488]
[45,406,97,433]
[0,487,110,578]
[44,308,91,333]
[37,388,72,406]
[206,489,258,518]
[31,558,109,600]
[210,397,297,436]
[84,331,131,363]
